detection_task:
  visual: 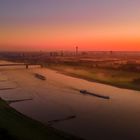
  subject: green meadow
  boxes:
[46,64,140,91]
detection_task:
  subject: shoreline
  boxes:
[45,65,140,92]
[0,97,82,140]
[3,59,140,91]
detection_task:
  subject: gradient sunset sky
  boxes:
[0,0,140,51]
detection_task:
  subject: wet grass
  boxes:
[0,98,82,140]
[46,64,140,91]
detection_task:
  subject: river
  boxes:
[0,60,140,140]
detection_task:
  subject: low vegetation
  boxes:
[132,78,140,85]
[46,63,140,91]
[0,98,81,140]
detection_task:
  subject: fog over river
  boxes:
[0,61,140,140]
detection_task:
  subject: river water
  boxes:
[0,61,140,140]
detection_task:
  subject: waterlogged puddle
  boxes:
[0,72,17,90]
[0,71,33,104]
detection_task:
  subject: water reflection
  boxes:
[0,62,140,140]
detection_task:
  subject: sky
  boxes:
[0,0,140,51]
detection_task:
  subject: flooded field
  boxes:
[0,61,140,140]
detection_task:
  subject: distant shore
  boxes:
[45,64,140,91]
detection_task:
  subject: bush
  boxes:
[132,78,140,84]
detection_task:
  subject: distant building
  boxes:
[76,46,78,56]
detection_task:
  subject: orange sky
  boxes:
[1,0,140,51]
[1,23,140,51]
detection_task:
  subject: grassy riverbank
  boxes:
[0,98,81,140]
[46,64,140,91]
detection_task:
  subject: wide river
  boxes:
[0,60,140,140]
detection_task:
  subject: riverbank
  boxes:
[1,61,140,140]
[45,64,140,91]
[0,98,81,140]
